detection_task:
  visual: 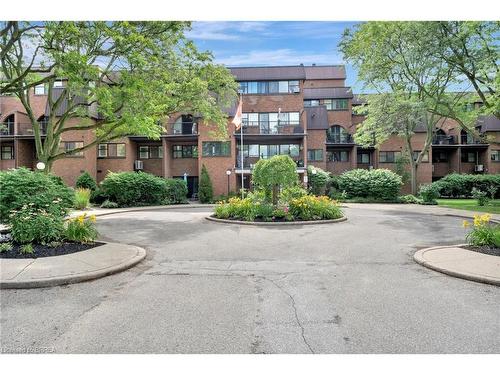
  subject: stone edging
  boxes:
[205,215,347,226]
[413,244,500,286]
[0,242,147,289]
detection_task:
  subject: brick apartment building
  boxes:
[1,64,499,197]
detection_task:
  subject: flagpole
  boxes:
[240,93,244,198]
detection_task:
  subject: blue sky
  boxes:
[186,21,364,92]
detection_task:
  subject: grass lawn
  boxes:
[436,199,500,214]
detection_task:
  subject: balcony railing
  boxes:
[17,122,47,136]
[326,134,354,144]
[166,122,198,135]
[236,157,304,169]
[0,122,14,136]
[241,121,304,135]
[461,135,487,145]
[432,135,457,145]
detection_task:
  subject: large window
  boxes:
[1,145,14,160]
[327,150,349,162]
[98,143,126,158]
[326,125,351,143]
[461,151,477,163]
[202,141,231,157]
[491,150,500,162]
[238,144,299,158]
[172,145,197,159]
[34,84,46,95]
[63,141,84,157]
[379,151,402,163]
[238,80,300,94]
[357,151,371,164]
[307,149,323,161]
[304,100,320,107]
[173,115,197,135]
[413,151,429,163]
[137,145,163,159]
[432,151,448,163]
[242,112,300,128]
[323,99,348,111]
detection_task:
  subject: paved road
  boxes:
[1,205,499,353]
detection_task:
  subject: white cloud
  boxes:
[215,48,343,66]
[187,21,271,41]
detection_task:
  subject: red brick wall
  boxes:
[303,79,346,88]
[96,138,136,183]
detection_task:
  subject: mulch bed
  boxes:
[0,242,104,259]
[464,245,500,257]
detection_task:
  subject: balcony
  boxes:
[461,134,487,145]
[432,134,457,145]
[236,121,305,141]
[326,133,355,145]
[17,122,47,136]
[0,122,14,136]
[236,156,304,170]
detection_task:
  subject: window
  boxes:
[98,143,126,158]
[327,151,349,162]
[242,113,259,127]
[491,150,500,162]
[357,152,371,164]
[173,115,196,135]
[63,141,84,157]
[289,144,300,157]
[238,82,248,94]
[34,84,45,95]
[278,81,289,93]
[307,149,323,161]
[304,100,320,107]
[432,151,448,163]
[1,145,14,160]
[323,99,348,111]
[326,125,350,143]
[379,151,402,163]
[53,80,63,88]
[461,151,477,163]
[288,81,300,93]
[239,80,299,94]
[202,142,231,157]
[413,151,429,162]
[139,145,163,159]
[268,81,279,94]
[249,144,259,157]
[172,145,196,159]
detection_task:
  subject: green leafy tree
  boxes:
[0,21,237,172]
[198,164,213,203]
[252,155,298,205]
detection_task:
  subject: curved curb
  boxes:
[0,243,146,289]
[70,204,216,219]
[414,245,500,286]
[205,215,347,226]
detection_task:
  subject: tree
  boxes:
[0,21,237,171]
[252,155,298,205]
[198,164,213,203]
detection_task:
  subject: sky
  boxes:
[186,21,364,92]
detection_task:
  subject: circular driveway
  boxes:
[1,205,499,353]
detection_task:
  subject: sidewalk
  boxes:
[414,245,500,286]
[0,242,146,289]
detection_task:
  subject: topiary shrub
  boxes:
[164,179,188,204]
[0,168,74,223]
[198,164,214,203]
[307,166,330,196]
[252,155,298,205]
[75,171,97,191]
[338,168,402,201]
[100,171,168,207]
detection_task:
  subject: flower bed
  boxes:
[461,214,499,256]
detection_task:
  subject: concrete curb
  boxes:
[205,215,347,226]
[414,244,500,286]
[70,204,216,218]
[0,242,147,289]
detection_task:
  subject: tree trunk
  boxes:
[272,184,279,206]
[410,162,418,195]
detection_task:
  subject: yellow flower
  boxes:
[78,215,85,224]
[90,215,96,222]
[462,220,470,228]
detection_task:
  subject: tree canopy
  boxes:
[0,21,238,170]
[252,155,298,205]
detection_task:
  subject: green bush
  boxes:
[307,166,329,196]
[464,214,500,248]
[471,187,489,206]
[164,179,188,204]
[0,242,12,253]
[10,206,65,244]
[419,184,440,204]
[198,165,214,203]
[75,171,97,191]
[338,169,402,200]
[288,195,343,221]
[74,188,91,210]
[0,168,74,223]
[90,187,108,204]
[280,185,308,204]
[100,200,119,209]
[399,194,423,204]
[20,243,34,255]
[434,174,500,198]
[100,171,167,207]
[65,214,99,243]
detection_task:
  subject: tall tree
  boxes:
[0,21,237,171]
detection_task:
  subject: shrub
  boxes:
[434,173,500,198]
[463,214,500,248]
[471,187,489,206]
[100,171,167,207]
[65,214,99,243]
[288,195,343,221]
[399,194,422,204]
[280,185,307,204]
[0,168,74,223]
[90,187,108,205]
[20,243,34,255]
[164,179,188,204]
[254,202,275,221]
[338,169,402,200]
[0,242,12,253]
[307,166,329,196]
[198,165,214,203]
[75,171,97,191]
[252,155,298,205]
[418,184,440,204]
[74,188,91,210]
[100,200,119,209]
[10,206,64,244]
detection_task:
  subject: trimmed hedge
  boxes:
[338,168,402,201]
[100,171,187,207]
[433,173,500,198]
[0,168,74,223]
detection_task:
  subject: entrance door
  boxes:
[181,114,194,134]
[174,176,198,199]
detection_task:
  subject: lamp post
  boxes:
[226,169,232,196]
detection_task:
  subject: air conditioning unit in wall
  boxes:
[292,87,300,93]
[134,160,144,171]
[474,164,484,172]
